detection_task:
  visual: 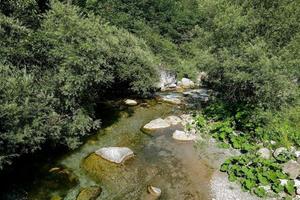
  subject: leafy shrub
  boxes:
[210,120,256,152]
[221,154,294,198]
[0,1,159,170]
[0,64,100,170]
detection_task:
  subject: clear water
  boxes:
[3,96,224,200]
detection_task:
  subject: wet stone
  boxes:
[76,186,102,200]
[143,118,171,132]
[95,147,134,164]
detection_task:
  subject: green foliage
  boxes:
[221,154,292,197]
[0,64,100,170]
[0,1,159,170]
[210,120,256,152]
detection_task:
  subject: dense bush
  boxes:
[0,1,158,170]
[185,0,300,108]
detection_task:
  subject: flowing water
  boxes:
[1,91,235,200]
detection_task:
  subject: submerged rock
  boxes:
[124,99,138,106]
[257,148,271,159]
[76,186,102,200]
[48,167,79,187]
[282,160,300,179]
[143,118,171,131]
[172,130,197,141]
[164,116,182,125]
[147,185,161,198]
[95,147,134,164]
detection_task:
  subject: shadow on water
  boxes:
[0,99,128,200]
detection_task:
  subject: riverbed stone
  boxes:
[143,118,171,131]
[95,147,134,164]
[48,167,79,186]
[164,116,182,125]
[294,179,300,195]
[147,185,161,198]
[257,148,271,159]
[180,114,194,126]
[295,151,300,158]
[172,130,197,141]
[282,160,300,179]
[124,99,138,106]
[157,69,176,90]
[76,186,102,200]
[169,83,177,88]
[179,78,195,88]
[273,147,288,158]
[161,95,181,105]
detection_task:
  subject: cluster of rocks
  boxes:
[257,146,300,195]
[157,69,207,91]
[142,114,198,142]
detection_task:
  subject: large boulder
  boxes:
[257,148,271,159]
[179,78,195,88]
[124,99,138,106]
[143,118,171,131]
[76,186,102,200]
[157,69,176,90]
[95,147,134,164]
[164,116,182,125]
[172,130,197,141]
[282,160,300,179]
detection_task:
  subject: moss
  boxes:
[76,186,102,200]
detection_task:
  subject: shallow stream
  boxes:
[1,91,238,200]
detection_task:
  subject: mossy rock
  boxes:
[76,186,102,200]
[50,195,62,200]
[82,153,128,182]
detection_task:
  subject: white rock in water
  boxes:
[124,99,138,106]
[95,147,134,164]
[164,116,182,125]
[147,185,161,197]
[143,118,170,131]
[172,130,197,141]
[180,78,195,88]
